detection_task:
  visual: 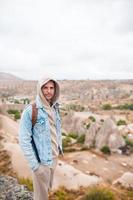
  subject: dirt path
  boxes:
[61,151,133,183]
[4,142,32,178]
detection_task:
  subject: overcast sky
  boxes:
[0,0,133,80]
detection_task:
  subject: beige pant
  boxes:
[33,160,57,200]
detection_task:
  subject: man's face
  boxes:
[41,80,55,103]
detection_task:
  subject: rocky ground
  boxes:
[0,176,33,200]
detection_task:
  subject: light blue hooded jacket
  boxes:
[19,76,63,171]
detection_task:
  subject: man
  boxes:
[19,75,63,200]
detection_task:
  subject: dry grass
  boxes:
[0,131,15,177]
[49,185,133,200]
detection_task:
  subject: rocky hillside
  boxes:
[0,72,23,82]
[0,73,133,107]
[0,72,37,97]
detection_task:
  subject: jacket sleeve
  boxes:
[19,106,39,171]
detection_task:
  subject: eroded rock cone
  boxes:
[84,123,100,147]
[95,118,125,150]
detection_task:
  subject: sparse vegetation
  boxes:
[100,146,111,155]
[66,104,85,112]
[86,123,91,129]
[62,137,72,148]
[49,186,133,200]
[49,186,85,200]
[89,116,96,122]
[117,119,127,126]
[14,99,20,104]
[115,103,133,110]
[123,136,133,148]
[77,134,85,144]
[82,187,115,200]
[68,132,78,139]
[102,104,112,110]
[7,109,21,120]
[17,177,33,191]
[23,98,30,104]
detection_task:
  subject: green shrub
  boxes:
[124,136,133,148]
[14,112,21,120]
[62,137,71,148]
[100,146,111,155]
[117,119,127,126]
[83,187,115,200]
[66,104,85,112]
[77,134,85,144]
[7,109,18,114]
[55,188,66,200]
[23,98,30,104]
[62,132,67,136]
[52,187,78,200]
[126,139,133,148]
[7,109,21,120]
[115,103,133,110]
[68,132,78,139]
[86,123,91,129]
[89,116,96,122]
[14,99,20,104]
[17,177,33,191]
[102,104,112,110]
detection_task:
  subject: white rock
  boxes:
[121,162,127,167]
[113,172,133,189]
[53,161,102,190]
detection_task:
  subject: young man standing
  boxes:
[19,75,63,200]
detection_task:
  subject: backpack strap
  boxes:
[32,103,38,128]
[31,103,41,163]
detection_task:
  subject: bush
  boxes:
[115,103,133,110]
[14,112,21,120]
[86,123,91,129]
[125,139,133,148]
[7,109,18,115]
[62,137,71,148]
[124,136,133,148]
[100,146,111,155]
[83,187,115,200]
[89,116,96,122]
[117,119,127,126]
[66,104,85,112]
[77,134,85,144]
[7,109,21,120]
[17,177,33,191]
[23,98,30,104]
[68,132,78,139]
[14,99,20,104]
[102,104,112,110]
[51,187,80,200]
